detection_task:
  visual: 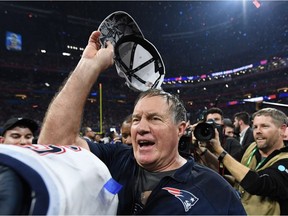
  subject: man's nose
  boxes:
[254,127,261,134]
[19,137,30,145]
[136,119,150,134]
[125,135,132,144]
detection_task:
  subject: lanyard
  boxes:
[245,146,266,170]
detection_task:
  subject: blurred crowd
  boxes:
[0,52,287,135]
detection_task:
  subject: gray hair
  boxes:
[252,108,288,127]
[134,89,187,124]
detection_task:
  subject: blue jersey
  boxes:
[88,142,246,215]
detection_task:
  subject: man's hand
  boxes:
[208,128,224,156]
[81,31,114,72]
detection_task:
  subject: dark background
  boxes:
[0,1,287,133]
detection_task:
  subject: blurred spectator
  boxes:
[81,126,95,142]
[94,133,104,143]
[223,118,236,138]
[0,117,38,145]
[233,111,255,149]
[107,129,121,144]
[120,114,132,145]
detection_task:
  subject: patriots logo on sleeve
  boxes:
[162,187,199,212]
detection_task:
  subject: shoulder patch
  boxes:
[278,165,288,173]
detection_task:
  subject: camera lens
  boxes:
[194,122,215,141]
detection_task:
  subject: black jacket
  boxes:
[241,127,254,149]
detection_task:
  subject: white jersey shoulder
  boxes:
[0,144,120,215]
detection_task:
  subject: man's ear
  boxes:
[0,136,5,144]
[280,124,287,136]
[239,119,244,126]
[178,121,188,138]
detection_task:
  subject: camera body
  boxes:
[178,128,194,156]
[194,119,223,142]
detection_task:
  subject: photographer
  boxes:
[178,122,219,172]
[208,108,288,215]
[203,108,242,156]
[190,108,242,176]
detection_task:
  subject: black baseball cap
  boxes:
[1,117,39,136]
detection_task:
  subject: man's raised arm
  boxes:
[38,31,114,148]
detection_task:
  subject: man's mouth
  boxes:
[138,140,155,147]
[255,137,266,143]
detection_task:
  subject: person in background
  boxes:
[223,118,236,138]
[0,117,38,145]
[204,107,242,156]
[38,31,246,215]
[284,121,288,146]
[120,114,132,145]
[81,126,95,142]
[107,129,122,144]
[209,107,288,215]
[233,111,255,149]
[94,133,104,143]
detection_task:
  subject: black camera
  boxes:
[178,128,193,156]
[194,119,223,142]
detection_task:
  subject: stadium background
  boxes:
[0,1,287,134]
